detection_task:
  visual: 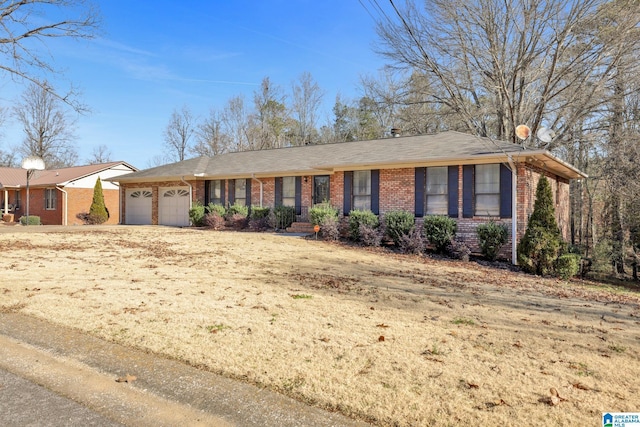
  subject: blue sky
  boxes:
[1,1,392,169]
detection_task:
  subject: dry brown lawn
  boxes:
[1,225,639,426]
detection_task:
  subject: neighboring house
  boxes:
[0,161,137,225]
[109,131,587,261]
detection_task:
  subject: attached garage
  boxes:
[158,187,190,226]
[125,189,152,225]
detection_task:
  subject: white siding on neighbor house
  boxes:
[158,186,190,227]
[65,167,135,190]
[125,188,152,225]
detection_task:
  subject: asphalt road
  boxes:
[0,313,367,427]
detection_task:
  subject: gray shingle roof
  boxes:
[112,131,585,182]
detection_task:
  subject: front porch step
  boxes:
[286,222,316,234]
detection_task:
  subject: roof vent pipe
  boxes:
[390,128,401,137]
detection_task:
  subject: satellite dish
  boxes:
[515,125,531,140]
[536,127,555,145]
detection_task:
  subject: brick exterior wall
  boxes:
[379,168,415,213]
[7,187,120,225]
[120,162,572,261]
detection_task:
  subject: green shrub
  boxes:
[273,205,296,230]
[188,202,206,226]
[517,176,564,275]
[309,203,338,226]
[348,210,379,241]
[555,253,581,280]
[476,221,509,261]
[250,206,270,220]
[225,202,249,219]
[423,215,457,253]
[89,178,109,224]
[206,203,226,217]
[383,210,415,246]
[19,215,40,225]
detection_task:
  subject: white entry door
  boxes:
[125,189,152,225]
[158,187,190,226]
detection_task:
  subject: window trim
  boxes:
[352,170,372,212]
[209,180,223,205]
[44,188,56,210]
[474,164,500,217]
[234,178,247,206]
[425,166,449,216]
[281,176,296,207]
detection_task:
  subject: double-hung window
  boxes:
[234,179,247,206]
[475,164,500,216]
[209,180,223,205]
[425,167,448,215]
[282,176,296,207]
[352,170,371,211]
[45,188,56,210]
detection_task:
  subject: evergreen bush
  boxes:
[225,203,249,219]
[88,178,109,224]
[206,203,226,217]
[476,221,509,261]
[555,253,581,280]
[19,215,40,225]
[348,210,379,241]
[517,176,564,275]
[188,201,206,226]
[423,215,457,253]
[383,210,415,246]
[250,206,270,220]
[309,203,338,226]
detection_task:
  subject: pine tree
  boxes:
[517,175,564,275]
[89,178,109,224]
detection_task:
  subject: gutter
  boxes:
[56,186,68,226]
[251,174,263,207]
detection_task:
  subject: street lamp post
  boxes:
[20,157,45,226]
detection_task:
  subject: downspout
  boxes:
[251,174,263,207]
[56,186,68,226]
[3,189,7,215]
[506,158,518,265]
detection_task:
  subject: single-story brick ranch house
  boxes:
[109,131,586,262]
[0,161,137,225]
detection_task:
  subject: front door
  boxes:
[313,175,330,205]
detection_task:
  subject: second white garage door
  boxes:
[159,187,190,226]
[125,189,152,225]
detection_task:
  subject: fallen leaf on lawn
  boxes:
[513,341,522,348]
[467,382,480,389]
[318,337,330,342]
[572,382,591,391]
[376,323,389,328]
[116,374,137,383]
[378,335,385,342]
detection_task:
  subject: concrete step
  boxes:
[286,222,316,233]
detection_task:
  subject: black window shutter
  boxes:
[275,177,282,206]
[220,180,226,206]
[228,179,235,205]
[204,180,210,205]
[415,167,425,217]
[462,165,474,218]
[343,171,353,215]
[371,170,380,215]
[448,166,459,218]
[500,164,512,218]
[246,179,252,206]
[295,176,302,215]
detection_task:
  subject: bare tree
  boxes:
[0,0,100,111]
[221,95,251,152]
[290,71,324,145]
[86,144,112,164]
[163,105,195,162]
[13,81,78,168]
[191,108,230,157]
[375,0,639,144]
[251,77,288,149]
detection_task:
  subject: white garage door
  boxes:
[125,189,152,225]
[159,187,190,226]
